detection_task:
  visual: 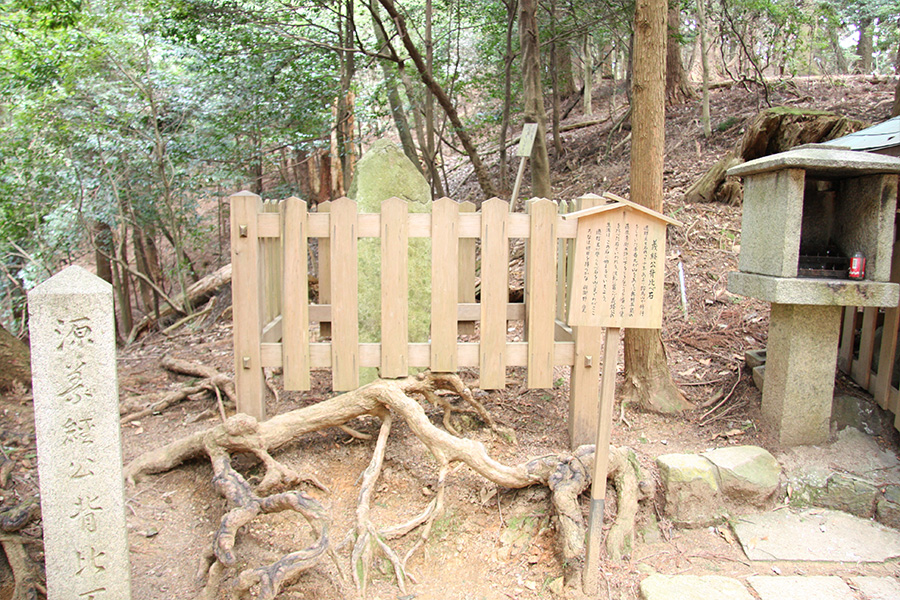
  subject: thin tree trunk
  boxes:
[698,0,711,137]
[856,17,873,73]
[370,0,419,168]
[893,38,900,117]
[583,34,593,116]
[550,37,564,155]
[624,0,691,414]
[520,0,551,200]
[498,0,517,191]
[94,222,114,285]
[377,0,497,198]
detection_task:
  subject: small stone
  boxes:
[850,576,900,600]
[656,454,725,527]
[640,574,754,600]
[747,575,855,600]
[524,581,537,591]
[701,446,781,507]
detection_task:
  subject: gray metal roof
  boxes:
[822,115,900,151]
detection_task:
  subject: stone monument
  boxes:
[349,139,432,383]
[28,266,131,600]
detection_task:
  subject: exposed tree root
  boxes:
[120,356,236,423]
[125,372,649,598]
[1,499,42,600]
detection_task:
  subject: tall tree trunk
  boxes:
[893,37,900,117]
[498,0,518,191]
[856,17,874,74]
[94,222,114,285]
[378,0,497,199]
[697,0,711,137]
[550,37,564,155]
[624,0,691,414]
[828,23,849,74]
[665,1,693,104]
[0,322,29,389]
[583,34,593,116]
[370,0,419,168]
[425,0,438,198]
[520,0,552,199]
[112,227,134,340]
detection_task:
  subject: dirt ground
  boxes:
[3,75,900,600]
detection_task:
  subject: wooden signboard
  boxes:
[564,193,680,594]
[566,194,679,329]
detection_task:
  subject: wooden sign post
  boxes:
[510,122,539,211]
[564,193,680,594]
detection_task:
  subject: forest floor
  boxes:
[2,75,900,600]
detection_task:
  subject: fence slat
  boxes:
[556,200,571,322]
[852,307,878,389]
[262,201,282,324]
[317,201,332,338]
[526,198,557,388]
[330,197,359,390]
[875,236,900,410]
[480,198,509,389]
[458,201,477,335]
[230,191,267,420]
[838,306,857,373]
[282,197,310,391]
[381,197,409,377]
[432,198,460,371]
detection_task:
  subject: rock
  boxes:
[656,454,725,527]
[638,513,662,544]
[876,484,900,529]
[831,394,894,438]
[850,576,900,600]
[733,508,900,562]
[640,574,754,600]
[747,576,855,600]
[701,446,780,507]
[818,472,879,518]
[348,139,431,384]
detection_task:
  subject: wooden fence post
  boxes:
[480,198,509,389]
[381,197,409,378]
[230,191,267,420]
[568,194,604,446]
[317,200,332,338]
[458,201,477,336]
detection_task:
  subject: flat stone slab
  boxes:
[727,272,899,307]
[851,576,900,600]
[726,145,900,178]
[733,508,900,562]
[747,576,855,600]
[640,574,755,600]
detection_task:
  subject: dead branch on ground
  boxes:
[125,372,650,599]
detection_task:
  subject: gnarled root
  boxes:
[126,372,649,598]
[1,499,43,600]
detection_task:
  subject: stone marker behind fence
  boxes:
[28,265,131,600]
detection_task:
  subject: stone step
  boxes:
[640,575,900,600]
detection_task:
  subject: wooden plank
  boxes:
[281,197,310,391]
[230,191,267,420]
[526,198,557,388]
[329,197,359,390]
[262,200,282,325]
[874,237,900,409]
[310,302,526,324]
[837,306,857,374]
[432,198,460,371]
[381,197,409,378]
[852,307,878,389]
[556,200,570,322]
[480,198,510,389]
[317,201,332,339]
[458,201,477,335]
[260,340,577,369]
[568,194,604,446]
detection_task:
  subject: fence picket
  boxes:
[381,197,409,378]
[282,197,310,390]
[431,198,460,371]
[330,197,359,390]
[526,198,557,388]
[480,198,509,389]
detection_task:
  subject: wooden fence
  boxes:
[837,233,900,432]
[229,191,611,446]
